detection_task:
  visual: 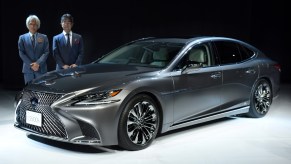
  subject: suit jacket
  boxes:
[52,32,84,70]
[18,32,49,73]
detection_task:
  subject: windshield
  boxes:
[97,41,184,68]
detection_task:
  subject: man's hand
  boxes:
[62,65,70,69]
[30,62,40,71]
[70,64,78,68]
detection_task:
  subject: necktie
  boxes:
[31,34,35,48]
[66,33,70,47]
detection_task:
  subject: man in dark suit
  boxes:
[52,13,84,71]
[18,15,49,84]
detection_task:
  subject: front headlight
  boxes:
[70,89,122,106]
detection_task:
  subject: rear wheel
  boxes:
[247,79,272,118]
[118,94,160,151]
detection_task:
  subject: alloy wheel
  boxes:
[126,101,158,145]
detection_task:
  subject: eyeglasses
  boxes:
[29,23,38,27]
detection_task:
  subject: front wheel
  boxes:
[118,94,160,151]
[247,79,272,118]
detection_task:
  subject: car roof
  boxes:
[131,36,260,53]
[134,36,245,45]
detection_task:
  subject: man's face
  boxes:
[61,19,73,32]
[28,19,38,34]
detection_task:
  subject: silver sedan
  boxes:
[14,37,281,151]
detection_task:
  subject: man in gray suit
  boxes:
[53,13,84,71]
[18,15,49,84]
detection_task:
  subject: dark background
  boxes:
[1,0,289,89]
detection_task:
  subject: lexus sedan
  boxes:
[14,36,281,151]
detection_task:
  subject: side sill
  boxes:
[168,106,249,131]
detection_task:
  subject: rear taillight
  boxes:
[273,64,281,72]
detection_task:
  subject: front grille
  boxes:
[16,90,67,138]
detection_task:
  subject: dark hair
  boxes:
[61,13,74,23]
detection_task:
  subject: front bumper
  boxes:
[14,90,122,146]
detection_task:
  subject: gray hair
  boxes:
[26,15,41,29]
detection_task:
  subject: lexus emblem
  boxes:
[30,97,38,109]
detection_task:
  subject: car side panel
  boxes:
[172,67,222,124]
[220,60,259,111]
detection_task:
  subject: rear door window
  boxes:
[214,41,241,65]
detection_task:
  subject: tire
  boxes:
[118,94,160,151]
[247,79,272,118]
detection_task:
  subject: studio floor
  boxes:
[0,84,291,164]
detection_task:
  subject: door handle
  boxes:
[211,72,221,79]
[245,69,256,74]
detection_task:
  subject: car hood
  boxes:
[26,64,160,94]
